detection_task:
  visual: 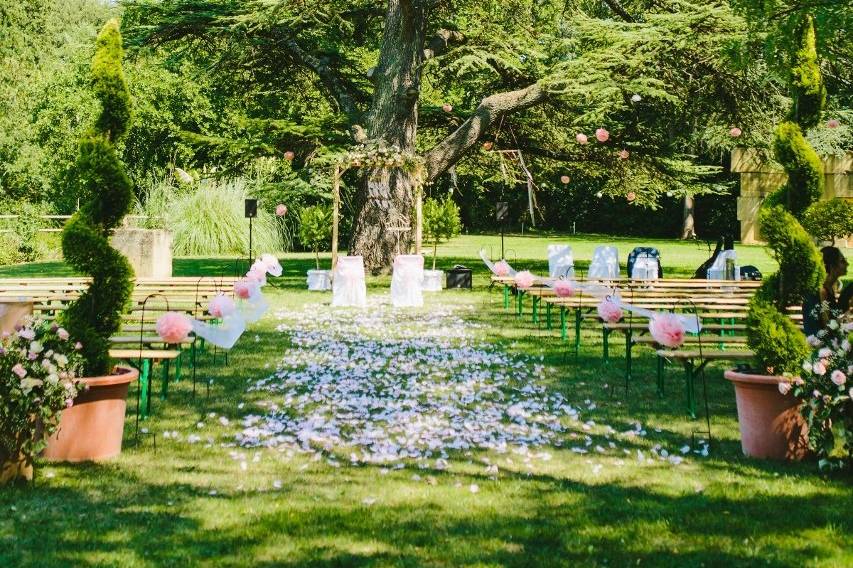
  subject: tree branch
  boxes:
[423,82,547,181]
[423,29,465,60]
[283,40,361,120]
[601,0,635,23]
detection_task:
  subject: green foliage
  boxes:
[747,14,825,375]
[423,195,462,270]
[143,178,283,257]
[0,318,85,482]
[802,198,853,245]
[298,205,332,270]
[60,20,135,376]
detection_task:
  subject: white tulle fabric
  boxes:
[188,254,281,349]
[631,254,660,280]
[706,250,740,280]
[587,246,620,279]
[332,256,367,307]
[391,255,424,307]
[479,249,517,277]
[547,244,575,278]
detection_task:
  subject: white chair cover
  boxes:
[547,244,575,278]
[587,246,619,279]
[307,269,332,291]
[332,255,367,307]
[631,254,660,280]
[707,250,740,281]
[391,255,424,307]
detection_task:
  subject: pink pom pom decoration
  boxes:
[597,298,623,323]
[246,267,267,286]
[208,294,236,318]
[482,141,493,150]
[234,279,253,300]
[553,279,575,297]
[827,119,839,129]
[618,149,629,160]
[276,204,287,216]
[156,312,193,344]
[514,270,535,289]
[729,127,742,138]
[283,151,295,161]
[576,133,588,145]
[626,191,636,202]
[442,103,453,113]
[648,313,686,348]
[560,175,570,184]
[260,253,283,276]
[493,260,511,277]
[595,128,609,142]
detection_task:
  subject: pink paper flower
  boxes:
[618,149,629,160]
[234,279,253,300]
[560,175,570,184]
[827,119,839,129]
[597,299,623,323]
[729,127,742,137]
[12,364,27,379]
[831,370,847,386]
[649,313,686,348]
[74,342,83,350]
[442,103,453,113]
[275,204,287,216]
[208,294,236,318]
[626,191,636,202]
[553,279,575,297]
[778,381,791,395]
[57,327,69,341]
[595,128,609,142]
[156,312,193,344]
[482,141,493,151]
[576,133,588,145]
[493,260,511,277]
[283,151,295,161]
[514,270,535,289]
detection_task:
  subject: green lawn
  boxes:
[1,235,852,567]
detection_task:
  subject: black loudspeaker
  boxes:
[244,199,258,218]
[447,265,472,289]
[496,201,509,222]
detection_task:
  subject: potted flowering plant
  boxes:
[0,319,84,484]
[778,318,853,471]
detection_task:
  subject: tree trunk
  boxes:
[349,0,426,272]
[681,194,696,239]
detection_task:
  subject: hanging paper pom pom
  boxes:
[626,191,636,202]
[649,313,686,348]
[618,149,629,160]
[576,133,588,144]
[729,127,742,138]
[595,191,603,198]
[493,260,511,277]
[560,175,570,184]
[208,294,236,318]
[482,141,494,151]
[275,204,287,216]
[631,94,642,103]
[156,312,193,344]
[553,279,575,297]
[283,151,295,161]
[234,279,253,300]
[595,128,609,143]
[597,298,623,323]
[260,254,283,277]
[442,103,453,113]
[827,119,840,129]
[514,270,535,289]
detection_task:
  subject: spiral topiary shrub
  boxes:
[61,20,135,376]
[746,15,826,375]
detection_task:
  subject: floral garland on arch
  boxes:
[336,143,426,188]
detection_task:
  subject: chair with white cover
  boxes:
[706,249,740,281]
[391,254,424,307]
[587,246,619,279]
[547,245,575,278]
[628,247,662,280]
[332,255,367,307]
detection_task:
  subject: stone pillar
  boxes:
[111,229,173,279]
[731,148,852,245]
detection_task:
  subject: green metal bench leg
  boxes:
[175,351,183,382]
[532,295,539,324]
[516,290,524,317]
[685,361,697,419]
[560,307,567,341]
[602,327,610,361]
[161,359,170,401]
[503,284,510,310]
[656,355,665,396]
[546,303,552,330]
[139,359,151,419]
[625,329,633,385]
[574,309,582,356]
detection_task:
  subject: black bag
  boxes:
[446,265,472,289]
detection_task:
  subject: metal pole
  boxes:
[248,217,253,270]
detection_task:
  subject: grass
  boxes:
[2,234,852,567]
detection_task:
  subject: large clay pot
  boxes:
[724,370,810,460]
[43,366,138,462]
[0,450,32,485]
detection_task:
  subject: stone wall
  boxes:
[731,148,852,245]
[111,229,173,279]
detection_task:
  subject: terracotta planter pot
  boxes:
[43,366,138,462]
[724,370,810,460]
[0,450,32,485]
